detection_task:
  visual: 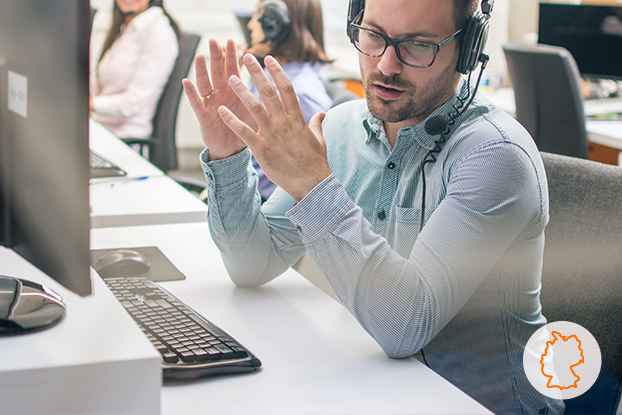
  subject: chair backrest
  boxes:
[540,152,622,413]
[323,80,361,108]
[150,31,200,172]
[503,43,588,159]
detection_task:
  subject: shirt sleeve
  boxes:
[201,148,307,286]
[203,140,544,359]
[285,141,544,358]
[92,19,178,119]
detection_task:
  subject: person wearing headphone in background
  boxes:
[90,0,179,139]
[183,0,561,413]
[245,0,333,202]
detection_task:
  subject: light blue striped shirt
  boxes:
[201,79,564,414]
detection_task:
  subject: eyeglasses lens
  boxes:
[354,27,435,67]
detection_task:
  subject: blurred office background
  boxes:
[89,0,564,173]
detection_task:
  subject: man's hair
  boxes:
[453,0,479,30]
[266,0,332,64]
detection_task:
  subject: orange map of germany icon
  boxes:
[540,331,585,390]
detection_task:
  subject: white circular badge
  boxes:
[524,321,601,400]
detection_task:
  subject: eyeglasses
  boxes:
[350,21,462,68]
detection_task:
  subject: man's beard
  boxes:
[361,62,459,125]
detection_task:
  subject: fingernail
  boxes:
[243,54,254,64]
[229,75,240,85]
[265,55,275,65]
[218,106,228,115]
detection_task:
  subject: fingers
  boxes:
[227,75,272,127]
[263,56,304,119]
[217,105,259,148]
[194,53,213,99]
[241,54,283,118]
[224,39,241,80]
[309,112,326,140]
[182,78,203,114]
[209,38,228,90]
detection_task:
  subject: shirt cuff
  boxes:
[285,175,356,244]
[200,147,255,191]
[92,95,114,117]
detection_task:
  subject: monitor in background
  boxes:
[538,3,622,81]
[0,0,92,296]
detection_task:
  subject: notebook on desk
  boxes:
[90,150,127,178]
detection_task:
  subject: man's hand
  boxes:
[217,54,332,203]
[182,38,257,161]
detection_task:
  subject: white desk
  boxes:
[90,119,163,179]
[89,120,208,228]
[90,222,491,415]
[0,247,161,414]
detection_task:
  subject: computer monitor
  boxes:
[0,0,92,296]
[538,3,622,81]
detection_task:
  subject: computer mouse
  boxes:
[92,250,151,279]
[0,275,66,336]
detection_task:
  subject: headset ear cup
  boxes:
[347,0,365,39]
[457,12,489,75]
[259,3,291,44]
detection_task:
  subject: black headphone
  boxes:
[346,0,494,75]
[258,0,291,45]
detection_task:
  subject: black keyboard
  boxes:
[103,276,262,380]
[90,150,127,178]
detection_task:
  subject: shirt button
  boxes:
[377,210,386,220]
[387,162,395,170]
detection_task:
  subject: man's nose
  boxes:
[377,44,403,76]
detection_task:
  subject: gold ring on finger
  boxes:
[201,90,216,101]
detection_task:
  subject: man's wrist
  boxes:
[290,168,333,203]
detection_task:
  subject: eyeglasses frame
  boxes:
[349,11,463,68]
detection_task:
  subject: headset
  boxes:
[347,0,493,75]
[258,0,292,45]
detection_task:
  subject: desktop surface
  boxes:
[91,222,491,415]
[0,247,161,414]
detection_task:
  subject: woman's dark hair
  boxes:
[265,0,332,64]
[99,0,180,62]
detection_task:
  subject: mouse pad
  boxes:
[90,246,186,282]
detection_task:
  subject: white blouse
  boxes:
[90,7,179,139]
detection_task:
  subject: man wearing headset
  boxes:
[183,0,562,413]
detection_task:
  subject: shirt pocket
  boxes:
[393,205,437,258]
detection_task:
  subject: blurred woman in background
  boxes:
[245,0,333,201]
[90,0,179,139]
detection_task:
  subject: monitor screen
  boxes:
[0,0,92,295]
[538,3,622,80]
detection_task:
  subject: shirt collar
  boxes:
[128,6,165,33]
[363,78,469,151]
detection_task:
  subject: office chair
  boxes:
[540,151,622,414]
[503,43,589,159]
[122,31,201,172]
[90,7,97,27]
[323,79,362,107]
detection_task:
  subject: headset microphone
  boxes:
[424,53,489,136]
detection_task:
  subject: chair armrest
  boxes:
[171,175,208,204]
[120,137,154,147]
